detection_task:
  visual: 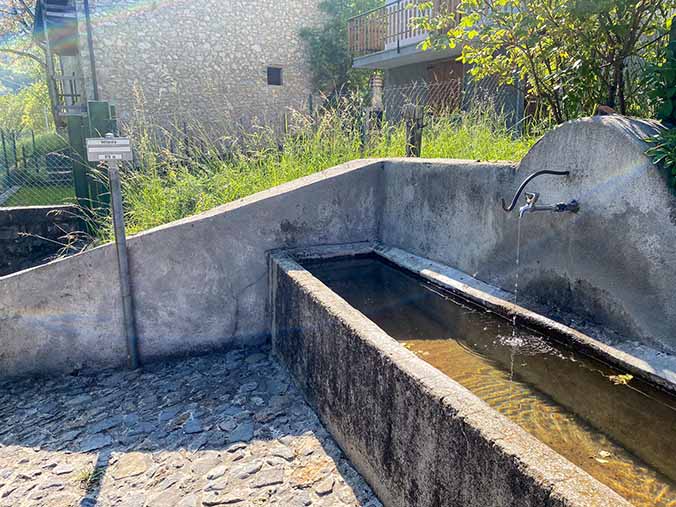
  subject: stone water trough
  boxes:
[1,116,675,506]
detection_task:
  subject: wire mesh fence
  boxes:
[379,76,515,123]
[113,75,512,155]
[0,75,512,209]
[0,128,77,208]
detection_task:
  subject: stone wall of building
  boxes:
[0,205,82,277]
[75,0,321,134]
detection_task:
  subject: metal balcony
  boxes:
[347,0,459,58]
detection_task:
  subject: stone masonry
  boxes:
[73,0,322,132]
[0,347,380,507]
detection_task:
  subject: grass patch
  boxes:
[94,105,545,241]
[4,185,75,207]
[76,466,105,490]
[15,132,69,156]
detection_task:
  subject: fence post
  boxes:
[1,130,8,178]
[183,121,190,160]
[369,74,384,131]
[11,133,17,168]
[403,104,424,157]
[31,129,38,171]
[360,109,368,156]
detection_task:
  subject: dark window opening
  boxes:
[267,67,283,86]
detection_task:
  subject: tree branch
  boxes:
[0,47,46,68]
[16,0,35,19]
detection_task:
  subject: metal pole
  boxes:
[31,130,37,171]
[404,104,423,157]
[513,70,524,136]
[83,0,100,101]
[1,130,8,177]
[107,156,140,369]
[183,121,190,160]
[11,133,17,167]
[42,11,59,124]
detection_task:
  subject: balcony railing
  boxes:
[348,0,459,58]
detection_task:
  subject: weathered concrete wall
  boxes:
[0,205,82,277]
[0,160,382,378]
[2,116,674,376]
[381,116,676,353]
[74,0,321,131]
[270,253,629,507]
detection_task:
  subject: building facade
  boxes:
[347,0,524,123]
[35,0,321,133]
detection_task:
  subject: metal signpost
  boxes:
[87,134,139,369]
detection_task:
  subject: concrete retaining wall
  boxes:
[0,160,382,377]
[270,252,629,507]
[0,205,82,277]
[381,116,676,353]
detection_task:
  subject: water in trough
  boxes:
[304,255,676,507]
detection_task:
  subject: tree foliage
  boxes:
[416,0,675,122]
[0,0,44,69]
[300,0,381,96]
[0,79,51,132]
[0,1,55,131]
[648,18,676,124]
[646,19,676,189]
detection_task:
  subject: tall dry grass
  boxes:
[93,97,544,241]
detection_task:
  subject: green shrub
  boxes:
[15,132,69,157]
[646,128,676,189]
[650,22,676,125]
[646,18,676,189]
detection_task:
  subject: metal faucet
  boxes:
[518,192,580,218]
[502,170,580,217]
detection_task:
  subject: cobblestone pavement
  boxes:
[0,348,381,507]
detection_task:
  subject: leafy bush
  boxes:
[299,0,381,95]
[6,165,50,186]
[0,80,53,133]
[16,132,69,156]
[649,21,676,125]
[646,19,676,189]
[416,0,673,122]
[646,128,676,189]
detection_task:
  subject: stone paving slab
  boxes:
[0,348,381,507]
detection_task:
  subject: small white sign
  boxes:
[86,137,133,162]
